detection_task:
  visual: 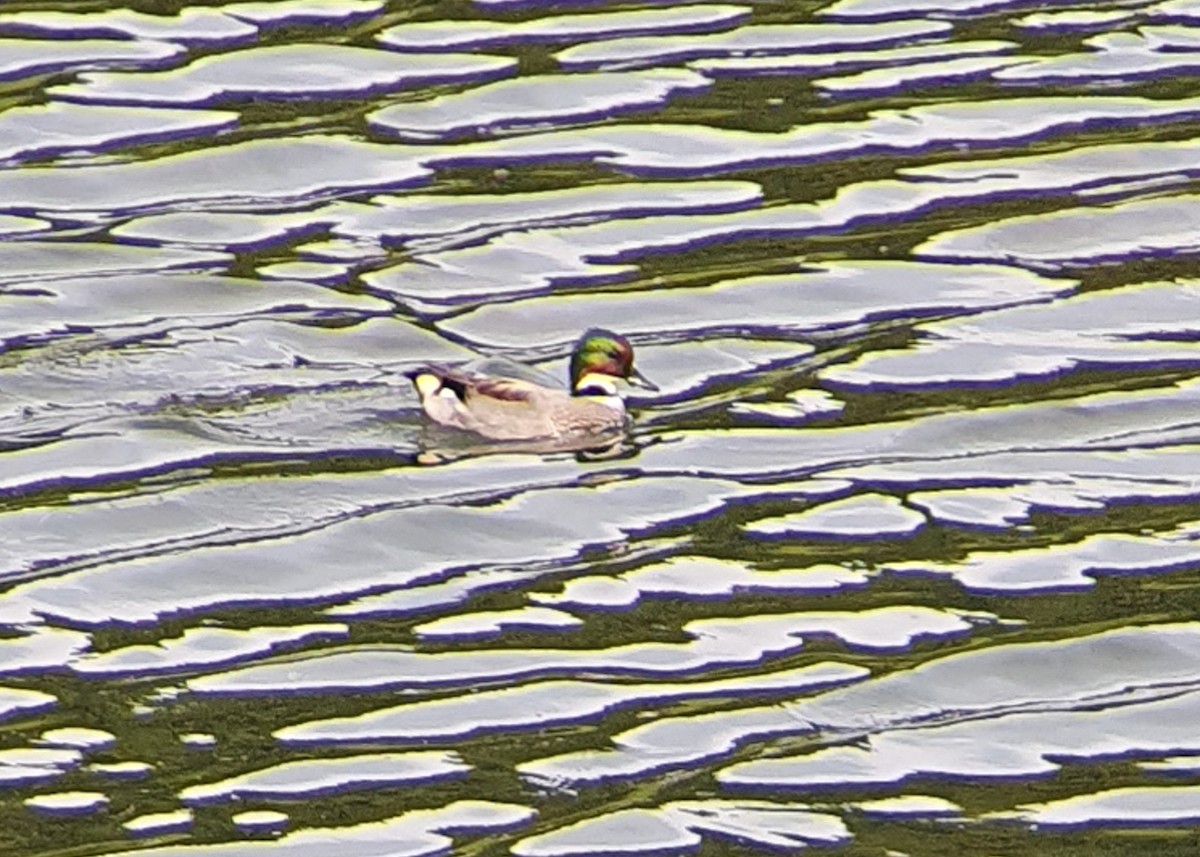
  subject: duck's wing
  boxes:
[407,364,541,404]
[463,357,564,390]
[463,373,541,403]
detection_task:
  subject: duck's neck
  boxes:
[573,372,620,398]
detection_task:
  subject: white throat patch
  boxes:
[574,372,620,397]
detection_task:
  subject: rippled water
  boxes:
[3,0,1200,854]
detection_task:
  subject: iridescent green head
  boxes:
[569,328,657,395]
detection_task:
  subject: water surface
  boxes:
[2,1,1200,855]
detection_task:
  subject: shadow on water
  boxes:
[3,1,1200,856]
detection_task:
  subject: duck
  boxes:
[406,328,657,442]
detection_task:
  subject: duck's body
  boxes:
[407,329,654,443]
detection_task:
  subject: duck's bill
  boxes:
[627,367,659,391]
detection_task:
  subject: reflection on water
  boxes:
[2,0,1200,854]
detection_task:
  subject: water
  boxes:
[1,0,1200,854]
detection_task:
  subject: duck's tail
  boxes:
[405,366,468,402]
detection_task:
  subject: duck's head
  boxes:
[570,329,658,396]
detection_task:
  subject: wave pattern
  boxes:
[1,0,1200,855]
